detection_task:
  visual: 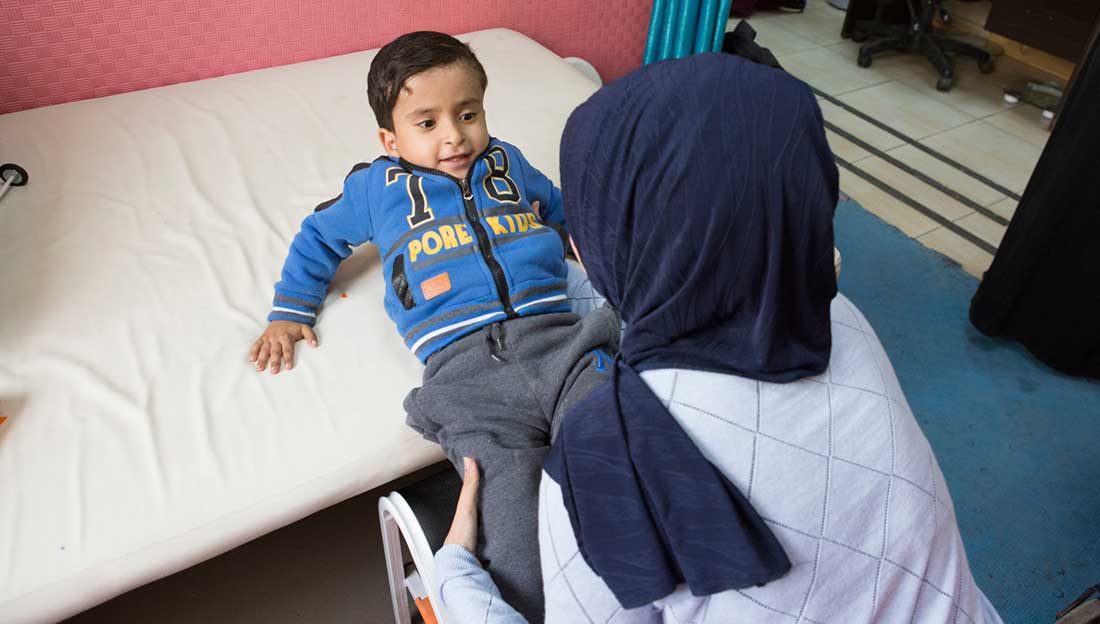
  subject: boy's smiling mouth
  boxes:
[439,152,471,170]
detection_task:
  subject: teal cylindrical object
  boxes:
[644,0,669,65]
[694,0,718,55]
[658,0,681,61]
[674,0,700,58]
[712,0,734,52]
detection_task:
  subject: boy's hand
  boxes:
[249,320,318,374]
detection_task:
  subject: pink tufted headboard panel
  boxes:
[0,0,653,115]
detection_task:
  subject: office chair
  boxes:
[853,0,994,91]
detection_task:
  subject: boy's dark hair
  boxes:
[368,31,488,131]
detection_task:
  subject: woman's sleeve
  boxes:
[433,544,529,624]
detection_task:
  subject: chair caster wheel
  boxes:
[857,51,872,68]
[936,76,953,92]
[0,163,28,186]
[852,31,869,43]
[978,57,995,74]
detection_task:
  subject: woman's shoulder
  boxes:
[636,294,899,404]
[825,293,908,405]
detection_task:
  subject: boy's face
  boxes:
[378,62,490,179]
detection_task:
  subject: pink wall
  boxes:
[0,0,653,115]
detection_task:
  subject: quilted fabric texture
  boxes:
[564,259,607,317]
[538,294,1004,624]
[0,0,652,114]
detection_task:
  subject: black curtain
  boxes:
[969,26,1100,379]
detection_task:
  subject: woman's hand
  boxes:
[444,457,481,555]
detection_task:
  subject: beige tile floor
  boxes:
[63,6,1062,623]
[743,0,1057,277]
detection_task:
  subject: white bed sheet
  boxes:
[0,28,599,623]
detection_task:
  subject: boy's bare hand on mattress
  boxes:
[249,321,318,374]
[444,457,481,555]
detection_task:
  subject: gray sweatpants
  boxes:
[404,307,620,623]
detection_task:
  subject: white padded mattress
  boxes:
[0,29,599,623]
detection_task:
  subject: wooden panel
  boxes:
[941,19,1076,81]
[986,0,1100,61]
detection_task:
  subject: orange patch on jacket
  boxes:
[421,272,452,300]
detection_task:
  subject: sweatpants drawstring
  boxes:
[487,322,507,362]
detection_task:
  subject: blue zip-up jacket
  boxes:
[269,138,571,362]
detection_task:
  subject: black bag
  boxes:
[721,21,784,70]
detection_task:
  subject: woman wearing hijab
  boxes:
[431,53,1003,624]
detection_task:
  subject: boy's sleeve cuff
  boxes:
[269,294,320,325]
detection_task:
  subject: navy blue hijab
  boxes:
[544,53,839,608]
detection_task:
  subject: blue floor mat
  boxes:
[834,197,1100,623]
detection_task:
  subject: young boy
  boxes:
[249,31,618,622]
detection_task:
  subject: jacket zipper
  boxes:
[459,177,517,318]
[398,151,517,319]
